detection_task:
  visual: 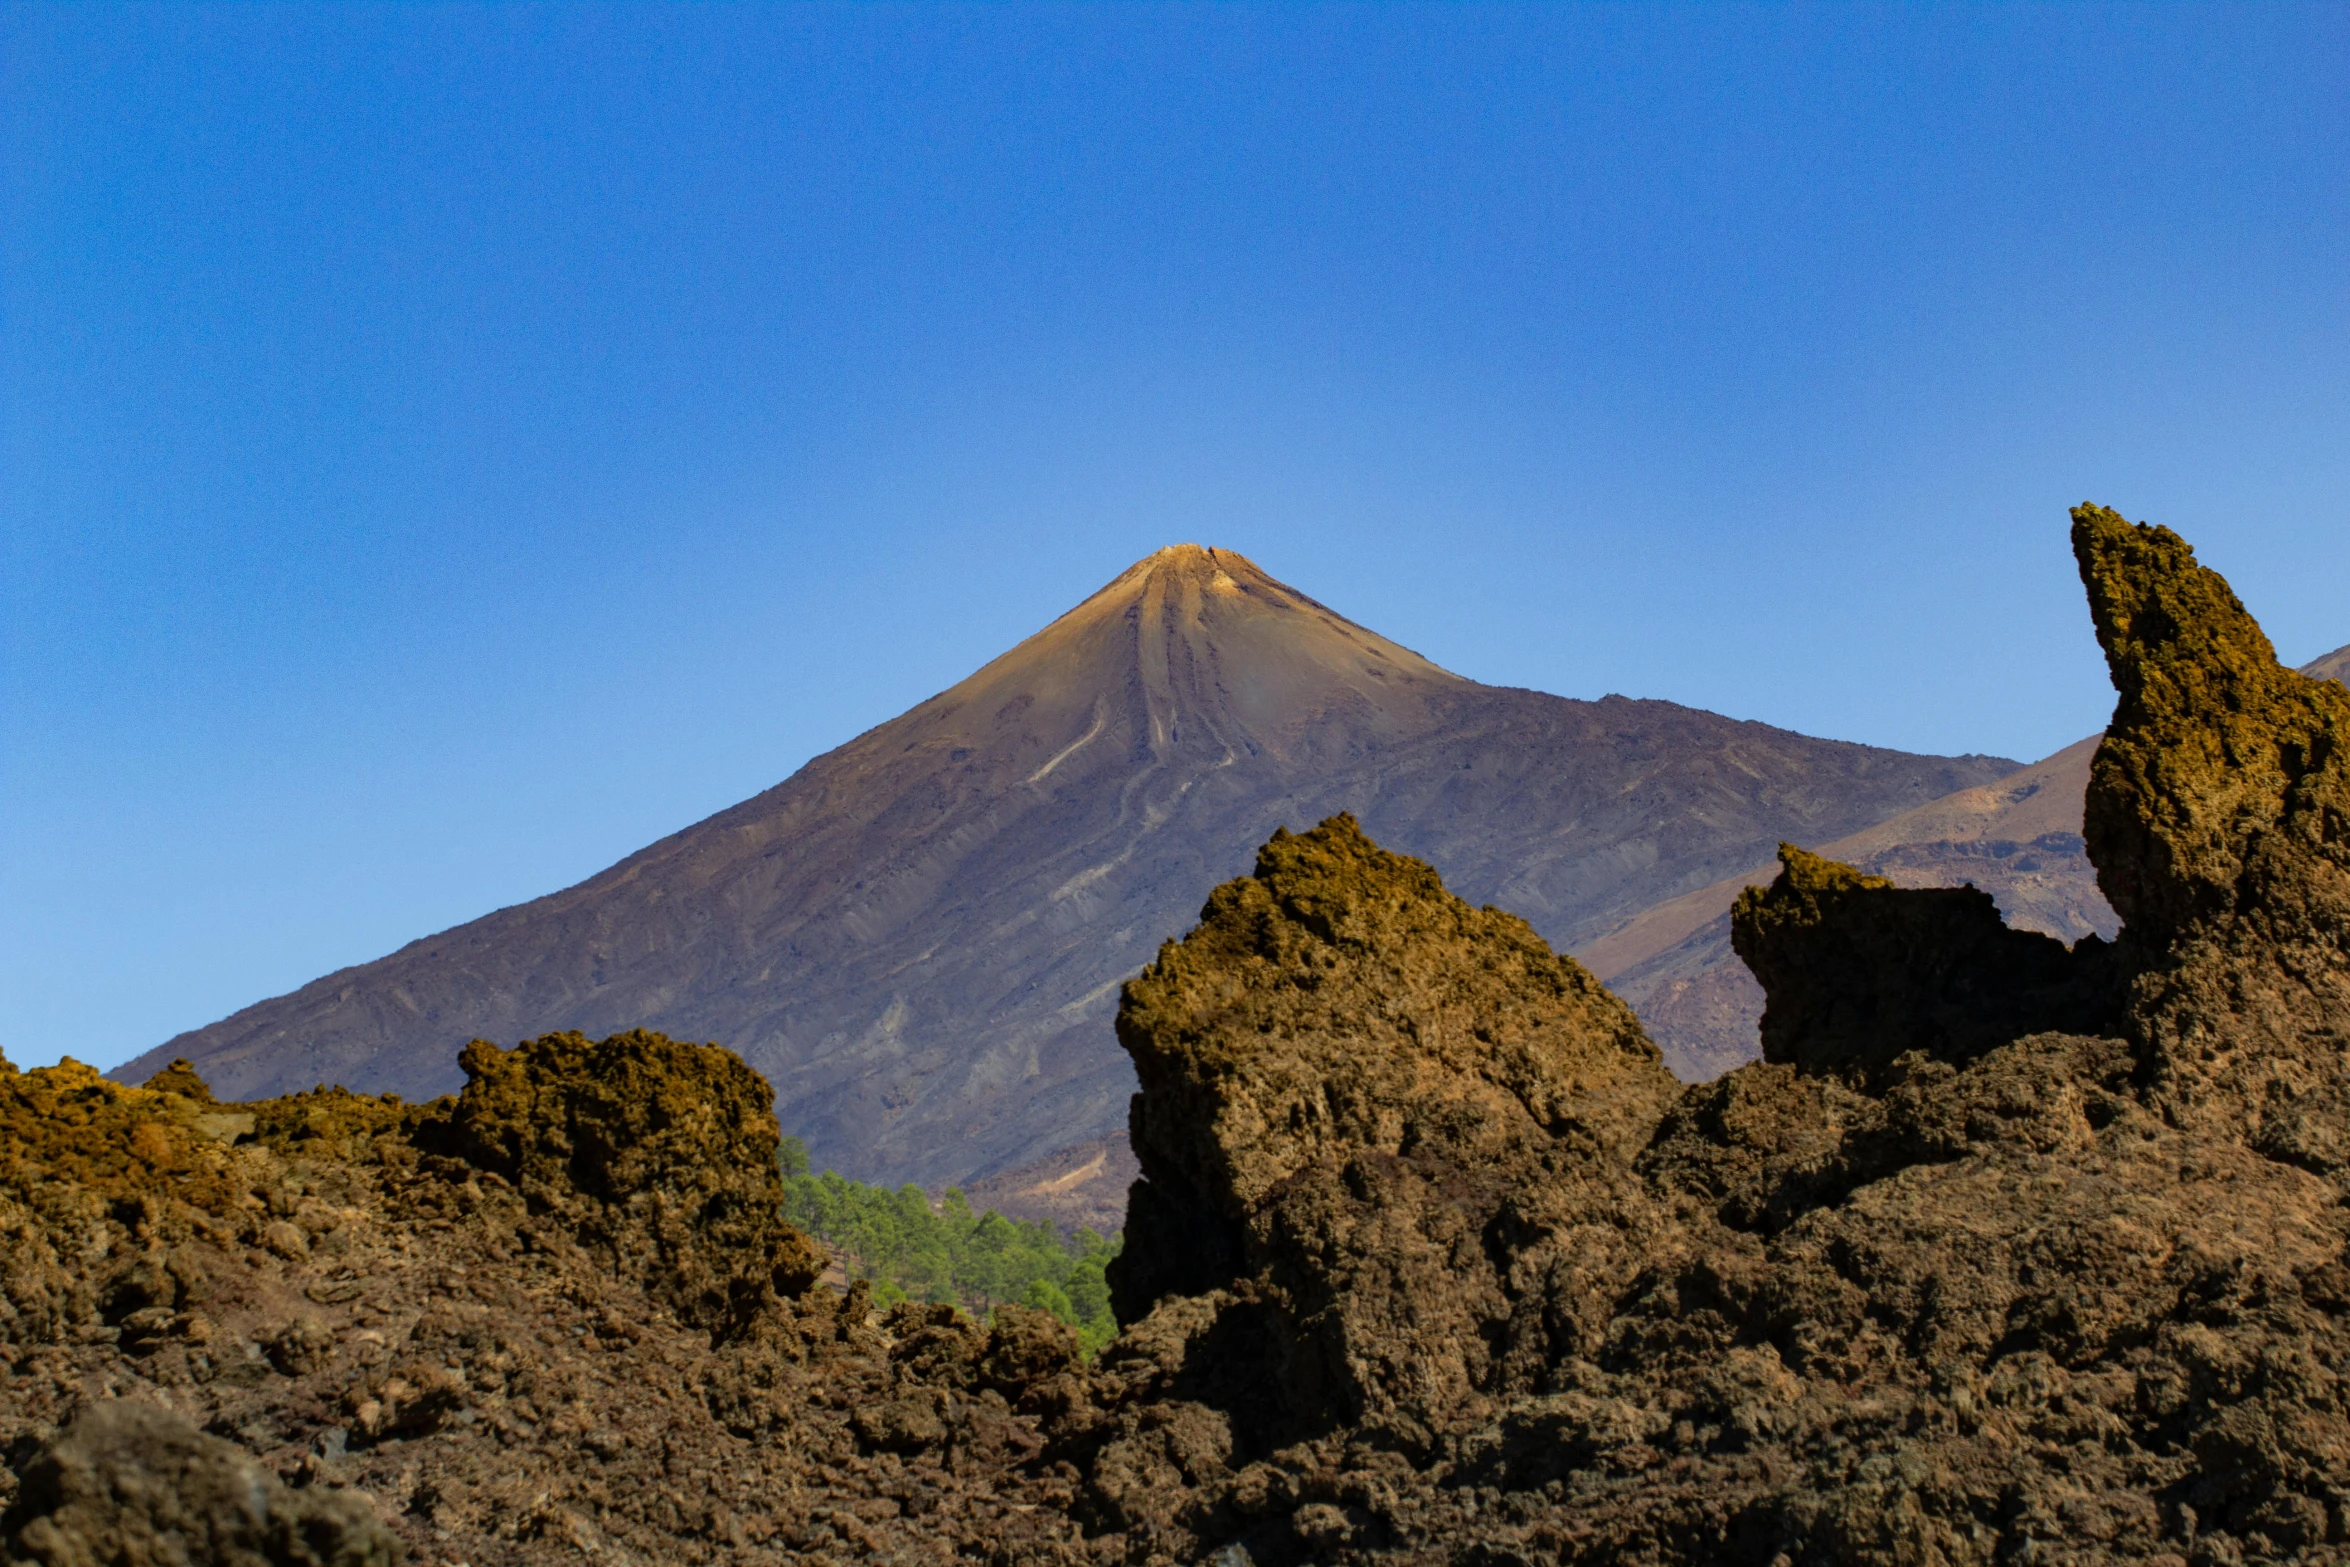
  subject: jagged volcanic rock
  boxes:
[2073,504,2350,1181]
[1730,842,2124,1083]
[1056,504,2350,1564]
[0,1040,1093,1566]
[1592,632,2350,1080]
[429,1030,825,1338]
[1102,817,1678,1451]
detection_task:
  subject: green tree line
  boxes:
[779,1137,1120,1356]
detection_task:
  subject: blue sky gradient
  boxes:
[5,3,2345,1069]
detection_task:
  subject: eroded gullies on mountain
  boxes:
[8,504,2350,1565]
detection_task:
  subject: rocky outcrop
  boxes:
[1082,816,1681,1543]
[1730,842,2124,1083]
[1058,505,2350,1565]
[1110,816,1674,1297]
[0,1039,1089,1566]
[425,1029,825,1336]
[2073,504,2350,1180]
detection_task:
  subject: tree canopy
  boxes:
[779,1137,1119,1356]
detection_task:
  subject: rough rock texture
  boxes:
[429,1031,825,1338]
[1599,642,2350,1085]
[1591,737,2122,1082]
[4,1400,402,1567]
[0,1039,1091,1567]
[1051,506,2350,1564]
[2073,505,2350,1182]
[16,506,2350,1566]
[1730,843,2124,1083]
[1103,816,1678,1455]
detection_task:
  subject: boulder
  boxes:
[1731,842,2124,1084]
[1106,814,1680,1449]
[2072,503,2350,1180]
[2,1401,402,1567]
[428,1029,825,1335]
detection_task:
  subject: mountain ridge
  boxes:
[118,545,2018,1186]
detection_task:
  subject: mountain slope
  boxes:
[2304,640,2350,685]
[118,546,2017,1185]
[1588,640,2350,1078]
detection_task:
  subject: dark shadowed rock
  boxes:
[1730,842,2125,1083]
[1087,814,1681,1534]
[1601,631,2350,1081]
[2,1401,402,1567]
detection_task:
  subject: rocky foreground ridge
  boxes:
[8,504,2350,1565]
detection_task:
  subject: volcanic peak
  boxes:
[118,539,2022,1183]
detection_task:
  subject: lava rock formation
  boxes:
[1066,504,2350,1564]
[6,503,2347,1566]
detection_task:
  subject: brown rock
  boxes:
[2073,504,2350,1180]
[1730,842,2124,1084]
[426,1029,825,1334]
[139,1058,217,1104]
[1068,507,2350,1566]
[2,1401,403,1566]
[1106,813,1680,1450]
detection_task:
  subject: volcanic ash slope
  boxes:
[126,544,2015,1187]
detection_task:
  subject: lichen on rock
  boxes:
[2072,503,2350,1180]
[1063,506,2350,1565]
[0,1035,1082,1565]
[1085,812,1682,1543]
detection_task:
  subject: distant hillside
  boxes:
[1583,641,2350,1077]
[2305,642,2350,685]
[119,546,2017,1187]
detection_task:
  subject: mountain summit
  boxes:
[992,542,1470,749]
[120,548,2016,1186]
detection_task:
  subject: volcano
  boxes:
[119,546,2016,1185]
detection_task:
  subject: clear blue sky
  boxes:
[5,3,2345,1071]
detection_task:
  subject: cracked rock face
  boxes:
[1103,815,1679,1459]
[1068,507,2350,1565]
